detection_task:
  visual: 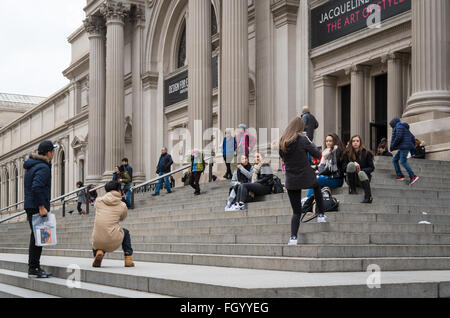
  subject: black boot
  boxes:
[347,173,358,195]
[361,180,373,204]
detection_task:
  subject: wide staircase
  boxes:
[0,156,450,298]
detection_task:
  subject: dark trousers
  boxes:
[236,183,272,204]
[26,209,42,270]
[77,202,83,213]
[189,171,202,193]
[225,163,232,177]
[287,183,324,238]
[92,228,133,257]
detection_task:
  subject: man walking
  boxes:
[390,117,420,186]
[23,140,58,278]
[301,106,319,142]
[153,147,174,196]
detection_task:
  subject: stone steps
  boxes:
[0,282,60,298]
[0,254,449,297]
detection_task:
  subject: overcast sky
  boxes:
[0,0,86,97]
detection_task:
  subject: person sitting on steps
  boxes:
[342,135,375,204]
[225,154,253,211]
[92,180,134,268]
[230,153,274,211]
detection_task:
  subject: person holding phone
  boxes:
[23,140,58,278]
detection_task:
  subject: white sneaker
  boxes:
[225,203,232,211]
[317,215,328,223]
[288,237,298,246]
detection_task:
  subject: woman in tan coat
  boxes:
[92,180,134,267]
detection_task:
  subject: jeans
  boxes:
[154,172,172,195]
[93,228,133,257]
[306,176,343,198]
[122,191,131,208]
[26,209,42,270]
[393,150,416,179]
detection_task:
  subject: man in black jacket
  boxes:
[301,106,319,142]
[23,140,58,278]
[153,147,174,196]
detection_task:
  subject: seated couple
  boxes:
[225,153,274,212]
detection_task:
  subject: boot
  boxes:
[361,180,373,204]
[347,173,358,195]
[92,250,104,268]
[125,255,135,267]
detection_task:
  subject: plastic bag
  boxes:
[32,213,57,247]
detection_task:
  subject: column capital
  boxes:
[83,14,106,37]
[346,64,371,75]
[133,5,146,27]
[313,75,337,88]
[271,0,300,28]
[100,0,130,24]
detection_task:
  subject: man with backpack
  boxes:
[389,117,420,186]
[301,106,319,142]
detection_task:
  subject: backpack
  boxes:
[301,187,339,223]
[272,176,284,194]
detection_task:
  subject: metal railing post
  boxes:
[62,200,66,218]
[130,189,135,210]
[85,188,90,215]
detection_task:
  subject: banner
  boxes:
[311,0,411,49]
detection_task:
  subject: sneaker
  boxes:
[237,203,246,211]
[288,237,298,246]
[396,176,406,181]
[152,193,160,197]
[225,203,233,211]
[28,268,52,279]
[317,215,328,223]
[410,176,420,186]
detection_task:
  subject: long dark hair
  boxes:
[279,117,305,154]
[325,133,345,155]
[343,135,373,161]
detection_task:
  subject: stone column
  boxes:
[221,0,249,131]
[350,65,370,140]
[387,53,403,140]
[0,167,5,209]
[405,0,450,116]
[101,1,129,179]
[84,14,106,184]
[131,6,146,183]
[187,0,212,150]
[314,75,337,148]
[271,0,300,133]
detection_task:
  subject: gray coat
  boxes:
[279,135,321,190]
[77,188,87,204]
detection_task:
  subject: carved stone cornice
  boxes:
[270,0,300,28]
[83,14,105,36]
[100,0,130,23]
[142,71,159,89]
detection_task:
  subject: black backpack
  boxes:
[301,187,339,223]
[272,176,284,194]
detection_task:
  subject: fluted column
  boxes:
[221,0,249,131]
[101,1,129,179]
[132,6,145,183]
[405,0,450,116]
[387,53,403,140]
[187,0,212,150]
[350,65,369,140]
[84,14,106,184]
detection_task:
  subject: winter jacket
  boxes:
[113,171,131,192]
[342,149,375,179]
[190,151,205,173]
[156,153,174,174]
[231,164,253,187]
[236,132,256,158]
[301,112,319,142]
[24,153,52,211]
[123,165,133,181]
[390,118,416,152]
[279,135,321,190]
[92,191,128,253]
[222,137,237,157]
[77,188,87,204]
[253,162,274,188]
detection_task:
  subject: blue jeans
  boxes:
[393,150,415,179]
[154,173,172,195]
[122,191,131,208]
[306,175,344,198]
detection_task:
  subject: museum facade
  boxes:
[0,0,449,212]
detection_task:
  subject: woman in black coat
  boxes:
[342,135,375,204]
[279,117,325,246]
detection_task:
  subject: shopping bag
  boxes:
[32,213,57,247]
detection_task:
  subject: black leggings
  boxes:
[288,183,324,238]
[189,171,202,193]
[26,209,43,270]
[236,183,272,204]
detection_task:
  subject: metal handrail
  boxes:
[0,200,25,214]
[129,156,213,209]
[0,183,106,224]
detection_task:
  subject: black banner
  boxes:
[311,0,411,49]
[164,57,219,107]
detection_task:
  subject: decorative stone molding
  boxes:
[100,0,130,23]
[271,0,300,28]
[142,71,159,89]
[83,14,105,36]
